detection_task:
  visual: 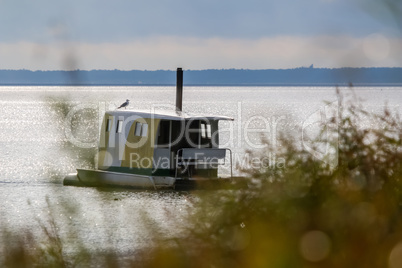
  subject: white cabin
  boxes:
[97,109,233,179]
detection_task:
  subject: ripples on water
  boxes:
[0,86,400,252]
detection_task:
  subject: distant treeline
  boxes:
[0,67,401,86]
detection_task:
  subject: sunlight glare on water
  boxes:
[0,85,401,253]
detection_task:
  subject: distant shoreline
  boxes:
[0,83,401,87]
[1,68,402,86]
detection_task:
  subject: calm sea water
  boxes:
[0,86,401,253]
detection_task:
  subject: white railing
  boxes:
[175,148,232,179]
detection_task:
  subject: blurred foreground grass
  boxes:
[2,89,402,267]
[142,89,402,268]
[47,96,99,172]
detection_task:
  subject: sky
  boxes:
[0,0,401,70]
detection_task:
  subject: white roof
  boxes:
[106,109,234,121]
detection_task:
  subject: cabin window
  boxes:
[116,120,123,133]
[201,123,206,138]
[206,124,211,138]
[134,122,148,137]
[199,121,212,148]
[141,123,148,137]
[200,123,212,139]
[135,122,142,136]
[157,120,171,147]
[106,119,112,132]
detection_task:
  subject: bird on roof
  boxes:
[117,99,130,109]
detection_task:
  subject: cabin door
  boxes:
[153,120,172,176]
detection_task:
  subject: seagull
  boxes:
[117,99,130,109]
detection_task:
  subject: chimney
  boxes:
[176,67,183,112]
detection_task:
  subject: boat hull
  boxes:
[63,169,246,190]
[63,169,176,189]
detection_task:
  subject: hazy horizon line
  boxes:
[1,66,402,72]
